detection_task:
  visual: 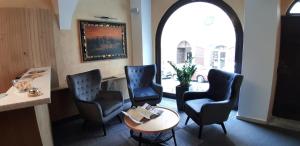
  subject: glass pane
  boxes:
[161,2,236,94]
[290,2,300,14]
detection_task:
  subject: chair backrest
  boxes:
[124,64,156,90]
[66,69,101,102]
[207,69,238,101]
[230,74,244,107]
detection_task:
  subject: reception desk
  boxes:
[0,67,53,146]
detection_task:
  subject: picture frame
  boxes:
[79,20,127,61]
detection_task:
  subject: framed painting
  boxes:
[79,20,127,61]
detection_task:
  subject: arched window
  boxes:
[287,0,300,15]
[155,0,243,96]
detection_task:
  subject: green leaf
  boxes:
[168,57,197,86]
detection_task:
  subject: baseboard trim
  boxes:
[236,114,268,124]
[269,116,300,132]
[236,114,300,132]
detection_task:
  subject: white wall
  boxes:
[238,0,280,122]
[58,0,78,29]
[130,0,143,65]
[224,0,245,28]
[141,0,153,65]
[130,0,153,65]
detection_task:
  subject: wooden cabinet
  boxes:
[0,67,53,146]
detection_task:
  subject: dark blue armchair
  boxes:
[183,69,243,138]
[66,69,123,136]
[125,64,163,106]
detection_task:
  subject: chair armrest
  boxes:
[76,100,103,122]
[152,83,163,95]
[98,90,123,102]
[200,100,231,124]
[183,91,209,101]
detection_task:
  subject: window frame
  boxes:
[287,0,300,16]
[155,0,244,84]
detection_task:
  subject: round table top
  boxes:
[124,107,180,133]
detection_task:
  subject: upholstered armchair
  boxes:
[125,64,163,106]
[183,69,243,138]
[66,69,123,136]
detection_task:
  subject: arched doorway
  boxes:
[156,0,243,96]
[177,40,192,64]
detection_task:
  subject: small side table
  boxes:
[124,107,180,146]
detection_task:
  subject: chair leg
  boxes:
[185,116,190,125]
[172,129,177,146]
[220,122,227,134]
[102,123,106,136]
[117,115,122,123]
[198,124,203,139]
[82,120,87,129]
[139,132,142,146]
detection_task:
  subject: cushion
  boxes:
[185,98,214,113]
[96,96,123,117]
[133,87,159,101]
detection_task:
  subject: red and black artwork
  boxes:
[79,20,127,61]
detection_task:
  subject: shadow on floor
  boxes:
[53,98,300,146]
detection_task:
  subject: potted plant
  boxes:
[168,57,197,110]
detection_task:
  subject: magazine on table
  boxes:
[122,103,163,124]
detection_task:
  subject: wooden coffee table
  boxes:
[124,107,180,146]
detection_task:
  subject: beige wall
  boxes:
[54,0,132,87]
[151,0,176,62]
[281,0,294,15]
[224,0,245,27]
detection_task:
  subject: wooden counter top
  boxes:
[0,67,51,112]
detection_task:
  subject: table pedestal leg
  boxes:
[139,132,142,146]
[172,129,177,146]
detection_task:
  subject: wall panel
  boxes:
[0,8,56,92]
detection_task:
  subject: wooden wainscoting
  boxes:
[0,8,56,92]
[0,107,43,146]
[49,88,79,122]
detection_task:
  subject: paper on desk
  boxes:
[0,93,8,99]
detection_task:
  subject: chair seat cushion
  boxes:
[133,87,160,101]
[185,98,214,113]
[96,97,123,117]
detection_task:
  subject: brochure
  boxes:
[122,103,163,124]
